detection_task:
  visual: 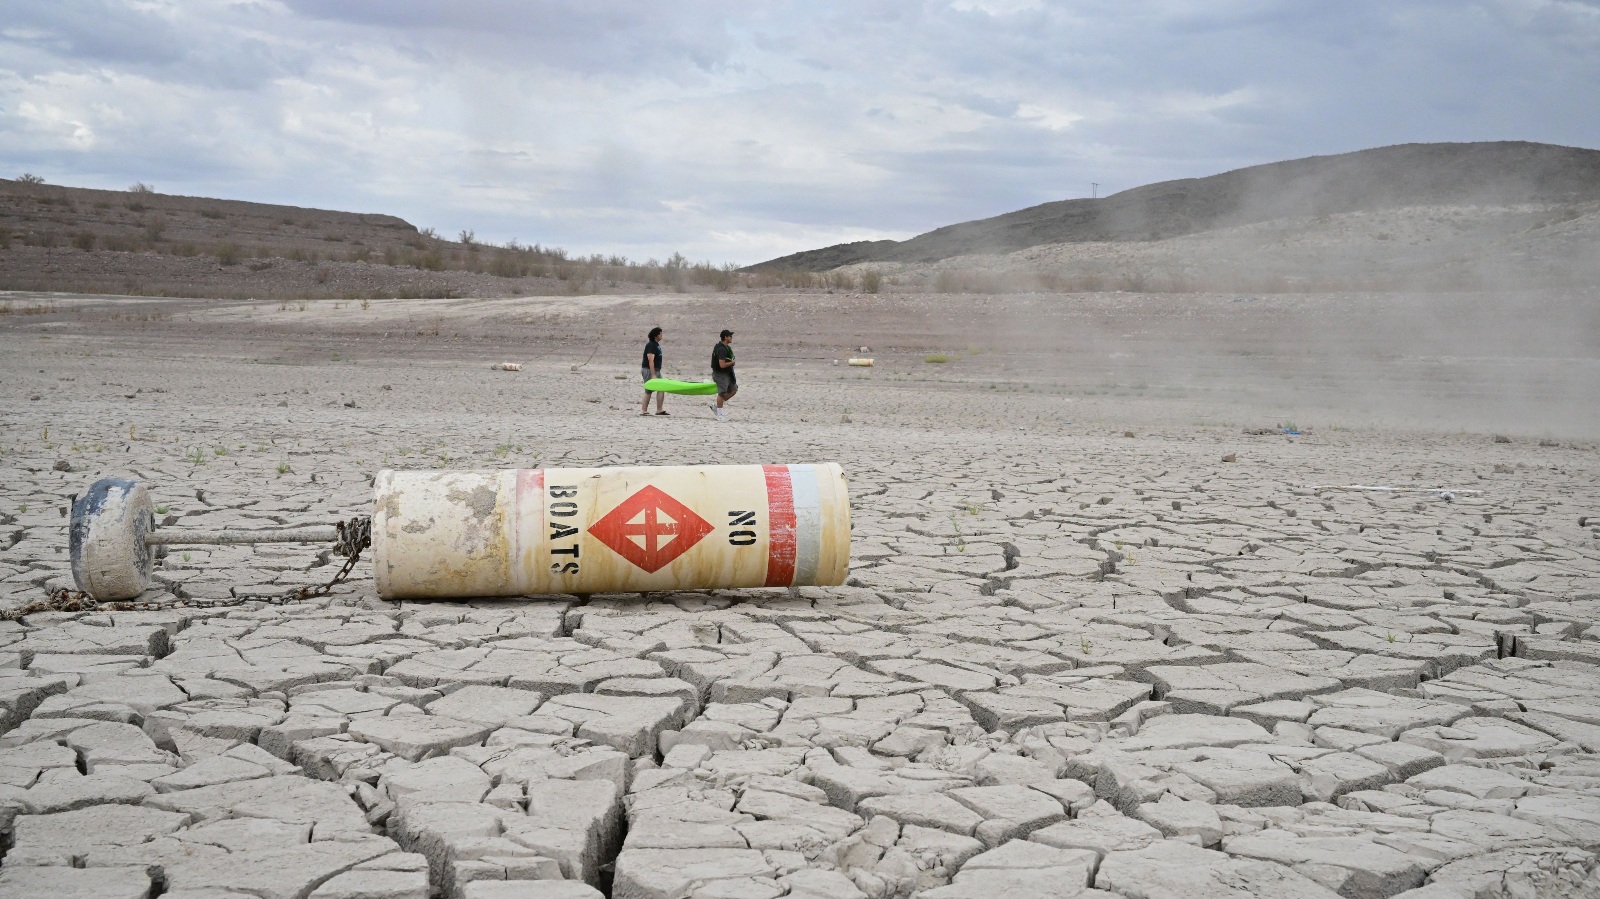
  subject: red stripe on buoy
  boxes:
[515,469,544,560]
[764,464,796,586]
[517,469,545,507]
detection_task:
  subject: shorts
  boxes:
[641,367,654,384]
[713,371,736,394]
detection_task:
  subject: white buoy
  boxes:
[373,465,851,599]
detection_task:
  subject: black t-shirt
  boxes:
[712,342,734,378]
[642,340,663,371]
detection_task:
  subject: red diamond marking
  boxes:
[589,485,713,573]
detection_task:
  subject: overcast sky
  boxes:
[3,1,1598,264]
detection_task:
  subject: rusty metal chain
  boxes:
[225,515,372,605]
[3,516,373,622]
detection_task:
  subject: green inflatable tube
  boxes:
[644,378,720,395]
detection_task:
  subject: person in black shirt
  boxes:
[709,329,736,421]
[640,326,667,416]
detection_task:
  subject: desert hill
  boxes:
[749,141,1600,272]
[0,178,418,255]
[4,140,1596,300]
[0,178,735,299]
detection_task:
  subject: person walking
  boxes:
[640,326,668,416]
[709,329,736,422]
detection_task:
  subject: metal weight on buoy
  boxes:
[66,464,852,603]
[69,478,157,601]
[68,478,358,601]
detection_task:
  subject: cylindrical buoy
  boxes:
[847,358,874,367]
[373,464,851,599]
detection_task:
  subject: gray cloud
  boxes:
[2,1,308,89]
[2,0,1598,263]
[3,2,187,68]
[278,0,746,77]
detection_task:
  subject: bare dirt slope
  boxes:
[0,178,725,300]
[848,201,1600,293]
[0,177,417,250]
[752,141,1600,272]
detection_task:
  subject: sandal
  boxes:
[656,411,670,416]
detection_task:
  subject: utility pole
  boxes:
[1091,183,1098,199]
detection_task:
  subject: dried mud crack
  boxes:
[1,292,1599,899]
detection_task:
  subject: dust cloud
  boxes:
[831,177,1600,439]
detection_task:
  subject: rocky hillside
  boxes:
[0,178,420,258]
[750,141,1600,272]
[0,179,735,299]
[837,200,1600,294]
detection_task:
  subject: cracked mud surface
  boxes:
[2,291,1599,899]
